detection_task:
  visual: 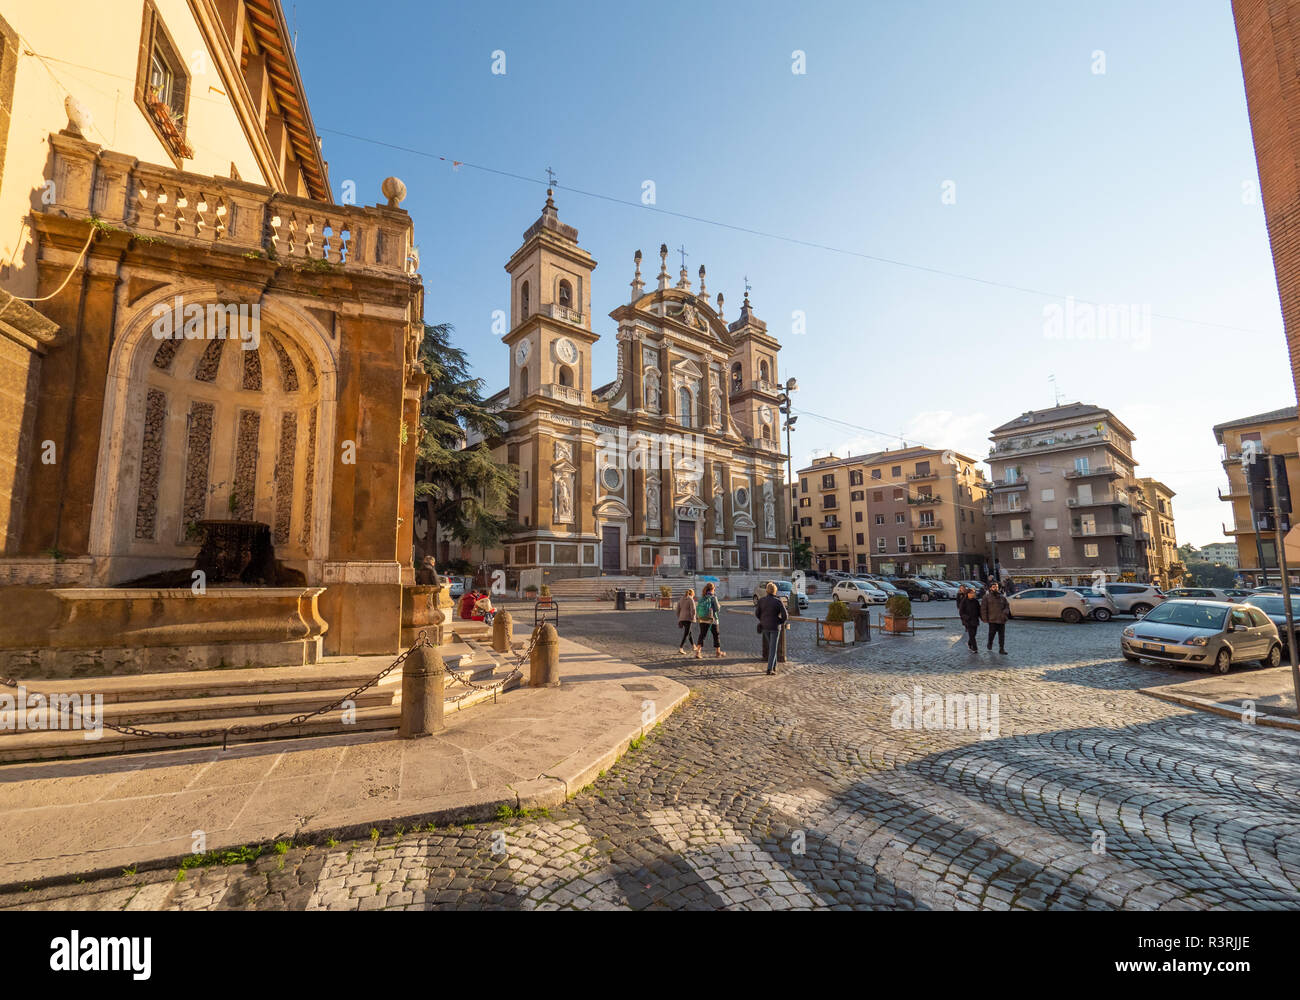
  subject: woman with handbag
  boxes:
[675,588,697,655]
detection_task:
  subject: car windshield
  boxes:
[1248,596,1286,615]
[1141,603,1228,630]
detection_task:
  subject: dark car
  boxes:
[1243,594,1300,653]
[888,578,936,602]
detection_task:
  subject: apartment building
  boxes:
[1136,477,1180,585]
[1214,406,1300,586]
[795,446,989,579]
[985,403,1146,583]
[1197,542,1239,568]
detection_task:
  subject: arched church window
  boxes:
[558,280,573,309]
[730,362,742,393]
[521,281,530,319]
[520,367,529,395]
[759,360,770,384]
[678,387,692,428]
[761,424,772,440]
[558,364,573,388]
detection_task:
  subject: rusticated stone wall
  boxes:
[232,409,259,520]
[134,388,167,539]
[274,411,297,544]
[182,400,214,532]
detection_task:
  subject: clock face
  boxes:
[555,337,578,365]
[760,405,774,425]
[515,340,531,366]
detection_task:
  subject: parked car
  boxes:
[1224,588,1256,600]
[888,578,936,602]
[1098,583,1165,617]
[1240,594,1300,654]
[1121,599,1281,673]
[867,578,903,597]
[924,580,960,598]
[826,571,851,582]
[832,579,888,607]
[1251,585,1300,595]
[447,577,466,598]
[1006,587,1093,623]
[753,579,809,611]
[908,578,952,600]
[1063,587,1120,622]
[1164,587,1237,602]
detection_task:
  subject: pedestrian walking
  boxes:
[957,585,981,651]
[754,581,789,675]
[980,581,1010,654]
[675,588,696,655]
[694,582,723,658]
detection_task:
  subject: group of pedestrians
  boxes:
[675,581,791,675]
[957,581,1011,654]
[675,583,725,659]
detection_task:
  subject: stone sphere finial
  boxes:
[381,176,407,208]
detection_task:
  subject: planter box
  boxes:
[883,614,914,635]
[816,619,854,646]
[657,596,672,609]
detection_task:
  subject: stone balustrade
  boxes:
[46,132,417,279]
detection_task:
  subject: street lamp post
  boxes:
[778,378,799,571]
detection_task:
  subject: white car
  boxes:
[1006,587,1092,624]
[832,579,888,607]
[1099,583,1166,617]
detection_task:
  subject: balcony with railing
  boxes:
[820,518,842,530]
[745,436,783,453]
[1066,492,1128,508]
[990,476,1029,491]
[1064,465,1121,480]
[538,384,587,405]
[910,543,947,554]
[986,502,1029,516]
[988,427,1133,463]
[1218,486,1247,501]
[729,378,782,397]
[45,133,418,280]
[911,519,943,531]
[538,303,585,327]
[907,493,942,505]
[907,470,938,482]
[1070,523,1133,537]
[990,530,1034,542]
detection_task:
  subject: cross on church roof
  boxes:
[546,166,558,187]
[676,244,689,270]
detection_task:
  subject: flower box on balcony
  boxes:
[146,91,193,159]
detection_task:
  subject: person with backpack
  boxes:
[754,581,789,675]
[675,587,697,655]
[694,582,723,658]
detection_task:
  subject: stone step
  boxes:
[0,667,524,764]
[79,686,396,725]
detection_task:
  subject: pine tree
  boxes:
[414,323,517,572]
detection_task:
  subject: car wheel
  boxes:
[858,599,867,609]
[1213,648,1232,675]
[1131,603,1153,617]
[1123,653,1141,663]
[1261,643,1283,668]
[1092,608,1113,622]
[1061,608,1083,624]
[922,593,931,602]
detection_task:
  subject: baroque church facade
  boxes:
[480,191,790,579]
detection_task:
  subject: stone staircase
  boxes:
[0,627,524,764]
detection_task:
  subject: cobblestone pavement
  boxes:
[8,606,1300,911]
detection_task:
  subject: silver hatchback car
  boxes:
[1121,599,1281,674]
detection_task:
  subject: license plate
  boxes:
[1142,642,1164,652]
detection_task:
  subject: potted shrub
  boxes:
[884,593,913,634]
[658,584,673,609]
[537,583,553,606]
[523,584,538,600]
[819,598,853,644]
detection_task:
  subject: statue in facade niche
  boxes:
[763,481,776,538]
[556,475,574,522]
[710,392,722,427]
[647,478,660,527]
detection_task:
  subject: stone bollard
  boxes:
[529,623,560,687]
[492,609,513,652]
[400,643,445,737]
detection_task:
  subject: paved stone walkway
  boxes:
[6,606,1300,910]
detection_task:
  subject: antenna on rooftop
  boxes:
[1049,374,1064,407]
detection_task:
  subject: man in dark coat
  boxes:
[980,581,1011,654]
[957,586,982,651]
[755,581,790,675]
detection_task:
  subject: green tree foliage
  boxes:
[1184,561,1236,588]
[792,538,813,570]
[414,323,517,562]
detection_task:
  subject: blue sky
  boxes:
[292,0,1288,547]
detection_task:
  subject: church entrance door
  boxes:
[678,520,697,572]
[601,526,621,572]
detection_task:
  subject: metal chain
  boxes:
[0,631,437,747]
